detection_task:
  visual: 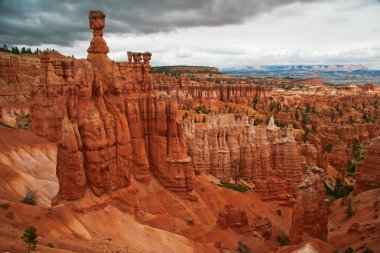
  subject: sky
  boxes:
[1,0,380,69]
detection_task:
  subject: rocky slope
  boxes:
[328,188,380,253]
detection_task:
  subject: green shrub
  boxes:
[324,144,334,153]
[254,119,262,126]
[324,176,353,199]
[346,199,355,217]
[0,202,10,210]
[276,234,289,246]
[217,182,251,193]
[347,160,356,173]
[352,138,362,161]
[302,127,310,143]
[275,119,286,128]
[363,248,374,253]
[237,241,253,253]
[21,186,37,205]
[22,226,38,253]
[344,247,353,253]
[276,209,282,216]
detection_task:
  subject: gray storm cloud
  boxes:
[0,0,323,46]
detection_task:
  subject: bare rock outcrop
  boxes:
[355,137,380,194]
[216,205,271,239]
[217,204,248,231]
[250,216,272,240]
[290,166,328,244]
[54,114,86,200]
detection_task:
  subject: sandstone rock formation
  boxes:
[30,10,195,203]
[290,166,328,244]
[183,114,303,202]
[354,137,380,194]
[155,77,266,107]
[87,10,109,55]
[216,204,272,240]
[251,216,272,240]
[0,52,39,128]
[30,51,67,141]
[217,204,248,231]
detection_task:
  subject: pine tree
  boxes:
[352,138,362,161]
[12,46,20,54]
[22,226,38,252]
[1,44,9,52]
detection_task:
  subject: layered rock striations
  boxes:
[183,114,303,202]
[354,137,380,194]
[290,166,328,244]
[30,51,68,141]
[0,52,40,126]
[155,74,266,107]
[31,11,194,203]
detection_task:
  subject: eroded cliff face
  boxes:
[308,123,380,174]
[354,137,380,194]
[155,74,266,107]
[30,11,195,204]
[290,166,328,244]
[183,114,303,202]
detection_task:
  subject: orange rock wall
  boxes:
[290,166,328,244]
[354,137,380,193]
[183,115,303,202]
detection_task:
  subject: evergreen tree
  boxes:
[12,46,20,54]
[22,226,38,252]
[352,138,362,161]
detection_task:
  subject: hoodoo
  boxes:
[30,11,195,204]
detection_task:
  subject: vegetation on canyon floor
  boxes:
[216,181,251,193]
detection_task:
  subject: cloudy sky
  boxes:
[1,0,380,69]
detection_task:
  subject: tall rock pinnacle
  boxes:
[87,10,109,56]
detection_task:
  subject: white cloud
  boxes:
[175,46,193,58]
